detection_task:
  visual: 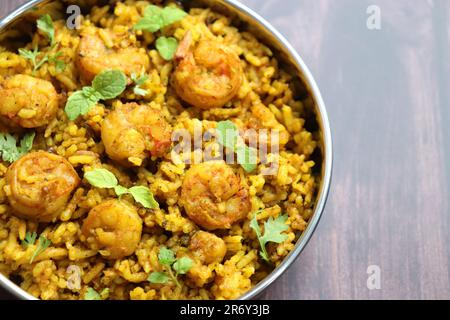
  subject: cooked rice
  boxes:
[0,0,319,300]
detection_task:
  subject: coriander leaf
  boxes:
[92,70,127,100]
[128,186,159,209]
[84,287,101,300]
[84,168,118,189]
[18,47,38,62]
[37,14,55,47]
[216,120,238,150]
[48,52,66,72]
[156,36,178,61]
[249,211,262,238]
[250,213,289,263]
[18,47,45,73]
[134,5,164,32]
[64,90,99,121]
[236,145,257,173]
[158,247,176,266]
[261,215,289,244]
[148,272,170,284]
[22,231,37,247]
[30,235,51,263]
[54,59,66,72]
[114,185,129,197]
[173,257,193,275]
[161,7,187,26]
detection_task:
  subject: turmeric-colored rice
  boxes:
[0,0,319,300]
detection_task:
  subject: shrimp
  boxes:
[0,75,59,129]
[172,32,243,109]
[180,161,251,230]
[5,151,80,222]
[189,231,227,264]
[101,102,172,167]
[76,32,150,82]
[246,104,290,148]
[81,199,142,260]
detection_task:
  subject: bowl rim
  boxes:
[0,0,333,301]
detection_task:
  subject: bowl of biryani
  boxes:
[0,0,332,300]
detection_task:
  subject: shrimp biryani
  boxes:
[0,0,320,300]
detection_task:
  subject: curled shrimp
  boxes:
[101,102,172,167]
[0,75,59,129]
[82,199,143,260]
[180,161,251,230]
[5,151,80,222]
[76,30,150,82]
[189,231,227,264]
[172,32,243,109]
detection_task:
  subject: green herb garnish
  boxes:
[0,132,35,163]
[48,52,66,72]
[133,5,187,33]
[148,247,193,288]
[131,73,149,96]
[216,120,258,173]
[37,14,55,47]
[22,231,37,247]
[19,15,65,73]
[84,287,109,300]
[64,70,127,120]
[30,235,51,263]
[156,36,178,61]
[249,212,289,262]
[133,5,185,61]
[18,47,47,73]
[84,168,159,209]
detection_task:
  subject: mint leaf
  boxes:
[65,91,99,121]
[133,5,186,33]
[84,168,118,189]
[173,257,193,275]
[64,70,126,120]
[114,185,129,197]
[236,145,257,173]
[161,7,187,26]
[156,37,178,60]
[128,186,159,209]
[216,120,239,150]
[92,70,127,100]
[0,132,35,163]
[158,247,176,266]
[148,272,170,284]
[134,5,164,32]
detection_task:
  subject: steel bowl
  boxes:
[0,0,332,300]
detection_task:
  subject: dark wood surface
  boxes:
[1,0,450,300]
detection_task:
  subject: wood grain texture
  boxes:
[1,0,449,300]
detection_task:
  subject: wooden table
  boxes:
[1,0,449,300]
